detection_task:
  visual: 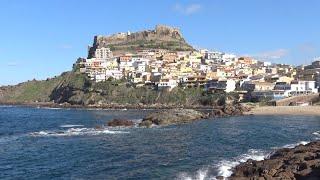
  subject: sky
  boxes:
[0,0,320,85]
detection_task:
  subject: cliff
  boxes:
[88,25,194,57]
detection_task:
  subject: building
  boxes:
[157,79,178,90]
[250,90,287,101]
[95,47,113,59]
[290,80,318,95]
[205,79,236,93]
[241,81,275,92]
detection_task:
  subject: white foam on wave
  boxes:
[41,107,63,110]
[215,149,268,178]
[282,141,310,149]
[30,127,129,137]
[176,168,209,180]
[176,139,314,180]
[60,124,84,128]
[176,149,268,180]
[216,160,239,178]
[312,131,320,136]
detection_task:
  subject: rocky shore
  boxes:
[231,141,320,180]
[0,101,215,110]
[140,109,208,127]
[1,101,250,127]
[105,104,251,128]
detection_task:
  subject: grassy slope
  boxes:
[0,72,84,103]
[0,76,64,103]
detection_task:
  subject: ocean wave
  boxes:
[60,124,84,128]
[176,149,268,180]
[281,141,310,149]
[41,107,63,110]
[312,131,320,136]
[213,141,312,179]
[176,168,209,180]
[30,127,129,137]
[215,149,268,178]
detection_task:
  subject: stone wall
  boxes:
[87,25,193,58]
[274,93,319,106]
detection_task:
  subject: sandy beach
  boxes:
[246,106,320,116]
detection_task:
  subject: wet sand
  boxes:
[246,106,320,116]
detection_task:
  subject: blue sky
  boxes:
[0,0,319,85]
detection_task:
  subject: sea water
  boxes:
[0,106,319,179]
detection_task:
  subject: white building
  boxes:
[95,73,106,82]
[208,51,223,60]
[225,79,236,92]
[132,58,150,73]
[106,70,123,80]
[157,79,178,90]
[290,80,318,95]
[95,47,113,59]
[222,53,236,62]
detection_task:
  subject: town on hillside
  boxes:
[74,31,320,104]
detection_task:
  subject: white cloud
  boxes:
[173,3,202,15]
[254,49,289,60]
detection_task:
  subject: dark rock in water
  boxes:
[211,109,225,117]
[210,104,251,118]
[230,141,320,180]
[107,119,134,127]
[140,109,208,126]
[139,120,153,128]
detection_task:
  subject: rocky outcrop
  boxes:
[134,104,250,127]
[210,104,251,118]
[49,72,91,105]
[107,119,134,127]
[88,24,194,57]
[231,141,320,180]
[139,109,208,126]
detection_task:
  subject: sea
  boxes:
[0,105,320,180]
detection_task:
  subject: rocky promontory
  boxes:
[231,141,320,180]
[138,104,251,127]
[88,24,194,56]
[140,109,208,127]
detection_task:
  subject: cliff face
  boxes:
[88,25,194,57]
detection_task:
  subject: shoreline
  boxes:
[245,106,320,116]
[230,140,320,179]
[0,101,214,110]
[2,102,320,116]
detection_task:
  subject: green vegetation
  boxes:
[0,71,237,106]
[107,39,194,53]
[0,76,64,103]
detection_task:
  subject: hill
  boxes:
[0,25,233,107]
[88,25,194,57]
[0,70,232,107]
